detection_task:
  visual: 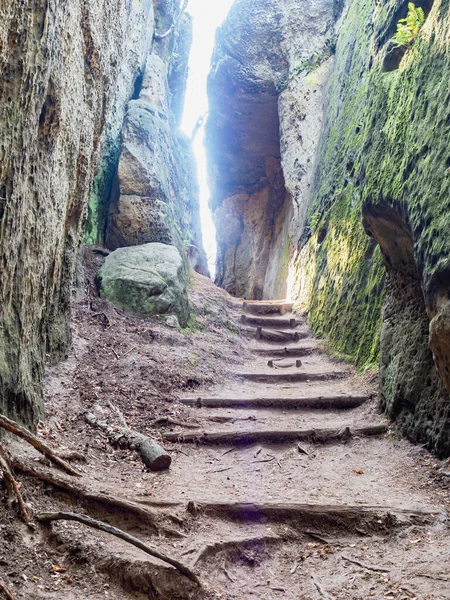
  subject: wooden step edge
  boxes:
[250,347,320,357]
[241,315,299,328]
[237,371,348,382]
[162,424,388,445]
[179,395,369,409]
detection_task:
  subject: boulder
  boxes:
[98,243,189,325]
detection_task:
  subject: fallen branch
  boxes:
[414,572,450,582]
[105,398,127,428]
[37,511,201,586]
[341,554,390,573]
[162,425,387,445]
[0,579,15,600]
[85,413,171,471]
[0,414,81,477]
[180,395,368,410]
[0,443,30,523]
[154,0,188,40]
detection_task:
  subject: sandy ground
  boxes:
[1,250,449,599]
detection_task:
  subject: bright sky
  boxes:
[181,0,235,278]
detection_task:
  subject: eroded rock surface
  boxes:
[99,243,189,325]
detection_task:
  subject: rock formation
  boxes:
[98,243,189,325]
[0,0,153,425]
[0,0,206,427]
[91,7,208,277]
[207,0,337,300]
[207,0,450,454]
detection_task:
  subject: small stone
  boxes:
[164,314,180,328]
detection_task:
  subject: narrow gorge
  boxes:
[0,0,450,598]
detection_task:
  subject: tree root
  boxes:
[11,457,157,525]
[341,554,390,572]
[162,425,387,445]
[0,579,15,600]
[311,573,334,599]
[85,413,171,471]
[0,443,30,523]
[37,511,201,586]
[0,414,81,477]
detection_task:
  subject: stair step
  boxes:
[251,346,318,357]
[238,370,347,383]
[162,424,388,445]
[241,315,299,328]
[255,327,305,343]
[243,301,293,315]
[180,394,369,409]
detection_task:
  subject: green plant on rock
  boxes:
[393,3,425,48]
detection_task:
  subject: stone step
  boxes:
[180,394,369,409]
[241,315,299,328]
[243,300,294,315]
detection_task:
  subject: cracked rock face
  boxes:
[0,0,153,425]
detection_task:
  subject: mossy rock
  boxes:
[98,243,189,326]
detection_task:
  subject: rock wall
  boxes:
[0,0,154,425]
[208,0,450,454]
[93,4,208,276]
[206,0,337,299]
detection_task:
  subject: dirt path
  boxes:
[147,299,449,599]
[3,271,450,599]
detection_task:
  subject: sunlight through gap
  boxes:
[181,0,235,279]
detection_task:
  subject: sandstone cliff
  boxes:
[207,0,450,454]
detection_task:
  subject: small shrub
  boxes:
[393,3,425,48]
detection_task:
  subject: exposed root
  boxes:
[0,443,30,523]
[150,417,200,430]
[0,579,15,600]
[0,413,81,476]
[37,511,201,586]
[341,553,390,572]
[11,457,159,527]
